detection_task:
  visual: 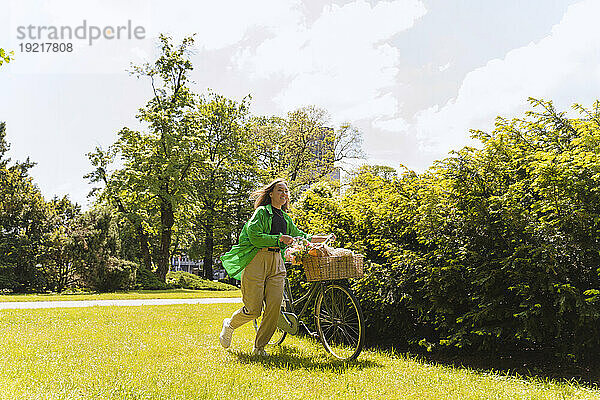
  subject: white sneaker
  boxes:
[252,347,268,357]
[219,318,234,348]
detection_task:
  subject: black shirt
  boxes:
[270,207,287,236]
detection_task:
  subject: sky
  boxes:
[2,0,598,208]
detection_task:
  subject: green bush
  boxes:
[166,271,237,291]
[134,267,170,290]
[85,257,137,292]
[291,99,600,361]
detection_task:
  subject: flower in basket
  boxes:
[285,238,338,265]
[285,237,311,265]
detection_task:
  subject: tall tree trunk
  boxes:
[157,201,174,282]
[203,216,214,280]
[57,258,65,293]
[136,225,153,271]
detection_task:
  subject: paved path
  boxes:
[0,298,242,310]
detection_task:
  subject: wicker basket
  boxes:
[302,254,364,281]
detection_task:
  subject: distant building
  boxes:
[171,255,202,275]
[171,255,228,281]
[295,126,340,196]
[311,126,340,181]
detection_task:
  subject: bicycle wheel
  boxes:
[315,283,365,361]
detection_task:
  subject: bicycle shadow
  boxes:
[230,345,383,371]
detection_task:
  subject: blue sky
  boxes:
[1,0,596,208]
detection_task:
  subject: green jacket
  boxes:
[220,204,312,280]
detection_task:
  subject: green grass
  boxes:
[0,288,241,302]
[0,304,597,399]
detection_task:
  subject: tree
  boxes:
[87,35,201,282]
[69,207,137,292]
[86,146,154,272]
[0,122,48,292]
[253,105,363,199]
[39,197,81,292]
[184,92,257,279]
[0,122,10,168]
[0,48,12,67]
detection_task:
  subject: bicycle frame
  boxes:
[277,275,323,337]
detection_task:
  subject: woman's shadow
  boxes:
[230,345,382,371]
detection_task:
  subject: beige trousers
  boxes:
[228,248,286,349]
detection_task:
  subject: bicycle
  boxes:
[253,239,365,361]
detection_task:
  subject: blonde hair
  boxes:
[251,178,289,211]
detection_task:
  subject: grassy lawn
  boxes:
[0,304,597,399]
[0,289,241,303]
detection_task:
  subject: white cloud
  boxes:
[148,0,303,50]
[372,116,409,132]
[233,0,427,123]
[438,62,451,72]
[412,0,600,158]
[6,0,303,74]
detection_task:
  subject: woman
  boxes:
[219,178,333,356]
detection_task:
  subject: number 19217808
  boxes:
[19,42,73,53]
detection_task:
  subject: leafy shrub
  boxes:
[84,257,136,292]
[291,99,600,360]
[166,271,238,291]
[134,266,169,290]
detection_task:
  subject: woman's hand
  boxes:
[279,234,293,245]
